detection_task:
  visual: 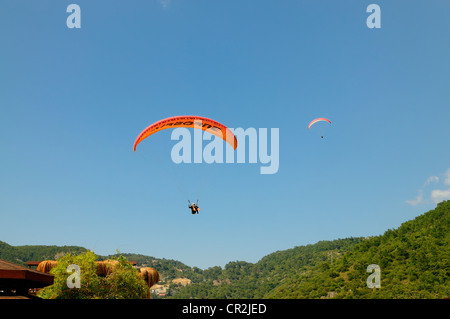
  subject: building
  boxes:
[0,259,54,299]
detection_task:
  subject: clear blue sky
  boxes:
[1,1,449,269]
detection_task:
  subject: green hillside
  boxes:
[169,237,365,298]
[0,242,197,283]
[0,241,88,266]
[266,200,449,299]
[1,201,448,299]
[171,201,449,299]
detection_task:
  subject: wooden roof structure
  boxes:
[0,259,54,299]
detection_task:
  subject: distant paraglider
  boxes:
[308,118,331,138]
[307,118,331,129]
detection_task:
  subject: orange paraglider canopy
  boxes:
[133,115,238,151]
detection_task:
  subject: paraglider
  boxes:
[307,118,331,129]
[188,200,200,214]
[307,118,331,138]
[133,116,237,216]
[133,115,238,152]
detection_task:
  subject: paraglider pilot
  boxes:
[188,200,200,214]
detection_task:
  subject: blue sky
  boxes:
[1,1,449,269]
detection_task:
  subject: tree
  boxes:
[37,251,148,299]
[101,254,149,299]
[37,251,101,299]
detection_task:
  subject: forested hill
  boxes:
[265,200,449,299]
[0,241,196,279]
[171,200,449,299]
[170,237,366,298]
[0,242,88,265]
